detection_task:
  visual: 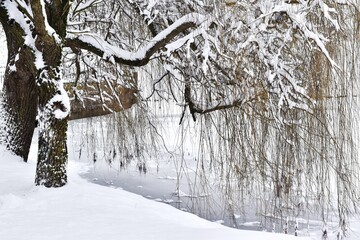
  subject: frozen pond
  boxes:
[66,115,336,237]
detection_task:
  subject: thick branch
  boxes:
[30,0,48,36]
[66,81,137,120]
[65,13,205,66]
[192,99,246,114]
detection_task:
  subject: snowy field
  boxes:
[0,144,310,240]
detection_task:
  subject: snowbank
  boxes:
[0,146,306,240]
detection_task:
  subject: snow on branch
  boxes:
[65,13,208,66]
[256,1,340,69]
[2,0,46,69]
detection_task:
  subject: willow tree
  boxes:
[96,0,359,232]
[0,0,209,187]
[0,2,359,233]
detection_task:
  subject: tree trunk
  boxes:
[0,9,38,162]
[33,35,69,187]
[35,66,68,187]
[31,0,70,187]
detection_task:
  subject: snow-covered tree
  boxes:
[0,0,359,229]
[0,0,210,187]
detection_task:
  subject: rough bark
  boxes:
[35,66,68,187]
[0,7,38,162]
[32,0,69,187]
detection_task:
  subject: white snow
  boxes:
[0,144,308,240]
[48,77,71,120]
[256,1,340,68]
[2,0,46,70]
[39,0,61,44]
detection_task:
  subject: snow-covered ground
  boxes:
[0,144,310,240]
